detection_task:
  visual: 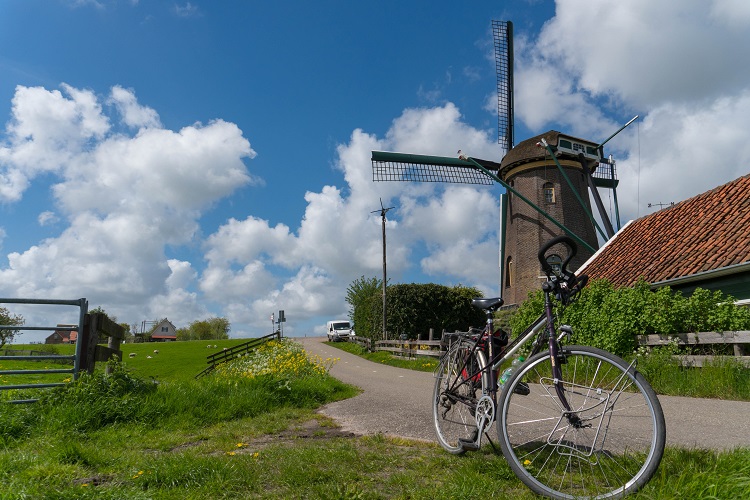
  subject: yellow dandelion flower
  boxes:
[226,451,236,456]
[252,452,260,458]
[524,459,532,466]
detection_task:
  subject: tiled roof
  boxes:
[580,174,750,286]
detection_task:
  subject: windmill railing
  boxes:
[592,160,619,189]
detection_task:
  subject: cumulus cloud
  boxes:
[0,81,502,337]
[0,83,256,326]
[513,0,750,223]
[199,103,504,333]
[109,86,161,129]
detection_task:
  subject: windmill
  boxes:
[371,20,632,305]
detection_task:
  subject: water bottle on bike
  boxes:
[498,355,524,385]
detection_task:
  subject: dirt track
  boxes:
[299,336,750,451]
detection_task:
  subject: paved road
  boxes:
[300,336,750,451]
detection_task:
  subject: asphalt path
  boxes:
[299,336,750,451]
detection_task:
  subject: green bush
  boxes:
[510,279,750,357]
[347,278,485,342]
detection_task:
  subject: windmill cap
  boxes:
[499,130,600,179]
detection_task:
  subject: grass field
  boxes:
[2,338,257,386]
[2,338,750,498]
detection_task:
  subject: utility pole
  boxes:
[372,199,394,341]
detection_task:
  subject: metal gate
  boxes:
[0,298,88,404]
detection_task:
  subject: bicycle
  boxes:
[433,235,666,499]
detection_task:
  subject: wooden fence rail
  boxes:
[349,336,444,358]
[79,312,125,375]
[636,330,750,367]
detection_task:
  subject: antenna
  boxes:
[648,202,675,211]
[493,20,514,152]
[371,199,395,340]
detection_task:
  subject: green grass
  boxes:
[633,348,750,401]
[327,341,439,372]
[3,339,256,385]
[2,339,749,498]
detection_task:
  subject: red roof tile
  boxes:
[580,174,750,286]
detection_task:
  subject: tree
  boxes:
[346,277,485,342]
[0,306,24,348]
[346,276,383,340]
[176,317,231,341]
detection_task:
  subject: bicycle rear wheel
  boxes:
[433,340,486,454]
[497,345,665,499]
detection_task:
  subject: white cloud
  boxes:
[0,84,256,328]
[0,84,110,201]
[38,211,59,226]
[7,1,748,340]
[197,103,504,333]
[109,86,161,129]
[511,0,750,225]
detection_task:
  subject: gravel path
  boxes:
[299,336,750,451]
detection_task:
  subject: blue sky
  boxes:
[2,0,750,341]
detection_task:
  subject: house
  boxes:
[149,319,177,342]
[45,325,78,344]
[579,174,750,303]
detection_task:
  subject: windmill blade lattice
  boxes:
[493,20,514,152]
[371,151,496,186]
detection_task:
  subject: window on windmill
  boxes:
[543,182,555,203]
[546,254,562,275]
[161,326,168,332]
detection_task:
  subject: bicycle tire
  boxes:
[433,339,487,454]
[497,345,665,499]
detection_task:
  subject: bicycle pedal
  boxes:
[458,438,480,451]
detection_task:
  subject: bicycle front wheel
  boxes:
[497,345,665,499]
[433,340,486,454]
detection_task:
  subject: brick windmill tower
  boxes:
[498,131,600,304]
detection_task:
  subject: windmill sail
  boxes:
[371,151,496,185]
[493,20,514,152]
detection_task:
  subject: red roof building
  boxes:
[579,174,750,302]
[45,325,79,344]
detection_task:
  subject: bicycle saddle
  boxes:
[471,297,504,312]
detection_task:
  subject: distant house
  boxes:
[45,325,78,344]
[149,319,177,342]
[579,174,750,303]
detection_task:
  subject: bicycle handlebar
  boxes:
[538,235,588,304]
[537,235,577,274]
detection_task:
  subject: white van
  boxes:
[326,320,354,341]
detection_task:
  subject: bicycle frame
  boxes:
[442,287,573,444]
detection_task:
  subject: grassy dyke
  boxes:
[2,338,255,385]
[2,339,749,498]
